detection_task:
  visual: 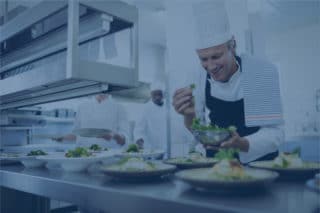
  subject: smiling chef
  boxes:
[172,0,284,163]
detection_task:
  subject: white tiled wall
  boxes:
[266,23,320,138]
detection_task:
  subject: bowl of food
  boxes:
[101,157,176,181]
[38,147,105,172]
[19,150,47,168]
[191,118,234,146]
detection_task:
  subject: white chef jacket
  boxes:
[192,57,284,163]
[74,96,129,149]
[134,101,167,151]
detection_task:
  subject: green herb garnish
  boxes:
[126,144,139,153]
[27,150,47,156]
[89,144,102,151]
[292,147,301,157]
[65,147,92,158]
[191,118,236,132]
[214,149,239,161]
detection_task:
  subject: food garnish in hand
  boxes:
[191,118,236,132]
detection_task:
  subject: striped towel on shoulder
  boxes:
[241,54,284,127]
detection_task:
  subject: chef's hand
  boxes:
[173,87,195,116]
[52,137,63,142]
[99,133,113,141]
[204,131,249,152]
[172,87,196,129]
[136,139,144,149]
[100,133,126,146]
[52,134,76,142]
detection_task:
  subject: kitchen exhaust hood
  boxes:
[0,0,140,110]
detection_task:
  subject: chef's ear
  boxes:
[228,36,236,56]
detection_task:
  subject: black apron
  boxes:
[205,56,278,162]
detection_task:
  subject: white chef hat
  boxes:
[151,81,165,92]
[192,0,232,50]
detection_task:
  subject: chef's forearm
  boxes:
[239,126,284,163]
[64,134,77,141]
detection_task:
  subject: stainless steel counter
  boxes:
[0,165,319,213]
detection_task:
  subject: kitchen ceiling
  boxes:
[261,0,320,32]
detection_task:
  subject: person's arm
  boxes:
[52,134,76,142]
[238,125,284,163]
[114,103,129,146]
[134,112,147,149]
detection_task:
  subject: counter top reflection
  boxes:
[0,165,319,213]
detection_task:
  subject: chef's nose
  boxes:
[207,60,217,72]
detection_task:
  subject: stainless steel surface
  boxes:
[0,0,139,110]
[0,1,67,42]
[0,165,319,213]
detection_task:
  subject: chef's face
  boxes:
[151,90,164,106]
[196,41,237,82]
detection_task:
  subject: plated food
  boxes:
[0,152,22,165]
[249,151,320,179]
[101,157,176,180]
[191,118,235,146]
[164,152,218,169]
[116,144,165,160]
[65,147,92,158]
[126,144,140,153]
[175,149,278,192]
[89,144,103,151]
[27,150,47,156]
[38,147,109,172]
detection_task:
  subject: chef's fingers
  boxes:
[177,101,192,114]
[174,87,192,96]
[173,96,192,110]
[173,88,193,101]
[220,141,233,148]
[230,131,239,137]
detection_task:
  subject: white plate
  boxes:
[306,179,320,192]
[116,150,165,160]
[0,152,23,165]
[72,128,112,138]
[175,167,278,192]
[249,161,320,179]
[164,157,218,169]
[101,161,176,180]
[0,153,47,168]
[19,156,46,168]
[37,154,112,172]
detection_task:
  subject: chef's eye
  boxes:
[200,57,208,62]
[211,54,222,60]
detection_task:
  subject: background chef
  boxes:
[53,93,129,149]
[134,81,167,152]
